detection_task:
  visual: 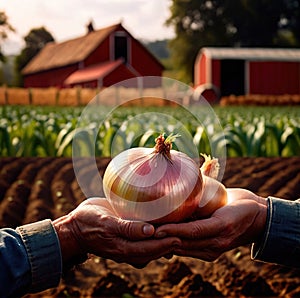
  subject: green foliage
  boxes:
[143,39,170,60]
[0,55,16,86]
[0,106,81,157]
[0,105,299,158]
[0,11,15,63]
[15,27,55,86]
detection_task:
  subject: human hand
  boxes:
[155,188,268,262]
[53,197,181,268]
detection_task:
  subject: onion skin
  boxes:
[150,170,202,224]
[193,176,227,218]
[103,134,204,224]
[103,134,227,223]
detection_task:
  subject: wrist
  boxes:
[256,195,268,206]
[255,201,268,242]
[53,215,87,268]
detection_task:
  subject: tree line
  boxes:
[1,0,300,86]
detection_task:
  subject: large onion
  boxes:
[103,134,228,223]
[103,134,203,223]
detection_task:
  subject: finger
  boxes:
[155,217,223,239]
[117,218,155,240]
[120,237,181,264]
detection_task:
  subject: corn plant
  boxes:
[0,105,299,158]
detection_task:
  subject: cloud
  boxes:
[1,0,174,54]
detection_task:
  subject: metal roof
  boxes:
[201,47,300,61]
[22,23,121,75]
[64,59,123,85]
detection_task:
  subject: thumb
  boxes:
[117,219,155,240]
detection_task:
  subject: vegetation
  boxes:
[0,11,15,62]
[15,27,55,86]
[0,105,299,158]
[0,56,15,86]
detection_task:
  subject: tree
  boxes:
[166,0,300,83]
[0,11,15,62]
[15,27,54,86]
[279,0,300,46]
[166,0,232,83]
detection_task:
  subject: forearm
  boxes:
[251,197,300,268]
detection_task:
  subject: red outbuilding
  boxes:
[194,47,300,99]
[22,23,164,88]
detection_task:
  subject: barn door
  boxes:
[220,59,245,96]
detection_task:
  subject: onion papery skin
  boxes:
[103,147,203,223]
[193,176,227,218]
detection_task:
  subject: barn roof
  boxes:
[64,59,123,85]
[22,23,121,75]
[201,47,300,61]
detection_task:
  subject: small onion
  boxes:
[194,154,228,218]
[193,175,227,218]
[103,134,203,223]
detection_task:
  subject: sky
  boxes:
[0,0,175,55]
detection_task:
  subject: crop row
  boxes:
[0,105,299,158]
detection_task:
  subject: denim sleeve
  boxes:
[0,227,31,297]
[0,219,62,297]
[251,197,300,268]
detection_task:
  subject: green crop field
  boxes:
[0,105,299,158]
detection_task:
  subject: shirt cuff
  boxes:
[16,219,62,293]
[251,197,300,268]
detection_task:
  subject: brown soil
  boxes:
[0,157,299,297]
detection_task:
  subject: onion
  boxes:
[193,175,227,218]
[193,154,228,218]
[103,134,228,223]
[103,134,203,223]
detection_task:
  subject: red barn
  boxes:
[22,23,164,88]
[194,47,300,98]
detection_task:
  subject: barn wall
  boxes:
[130,38,163,76]
[194,54,208,86]
[103,64,137,87]
[23,65,78,88]
[249,61,300,94]
[211,59,221,88]
[84,38,110,66]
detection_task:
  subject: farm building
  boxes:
[22,22,164,88]
[194,47,300,98]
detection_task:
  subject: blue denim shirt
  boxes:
[0,219,61,298]
[252,197,300,268]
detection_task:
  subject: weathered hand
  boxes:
[155,188,267,262]
[53,197,181,268]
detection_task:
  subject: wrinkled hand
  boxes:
[155,188,268,262]
[53,197,181,268]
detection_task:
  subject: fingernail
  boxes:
[143,224,154,235]
[156,231,166,238]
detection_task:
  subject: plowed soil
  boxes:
[0,157,300,297]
